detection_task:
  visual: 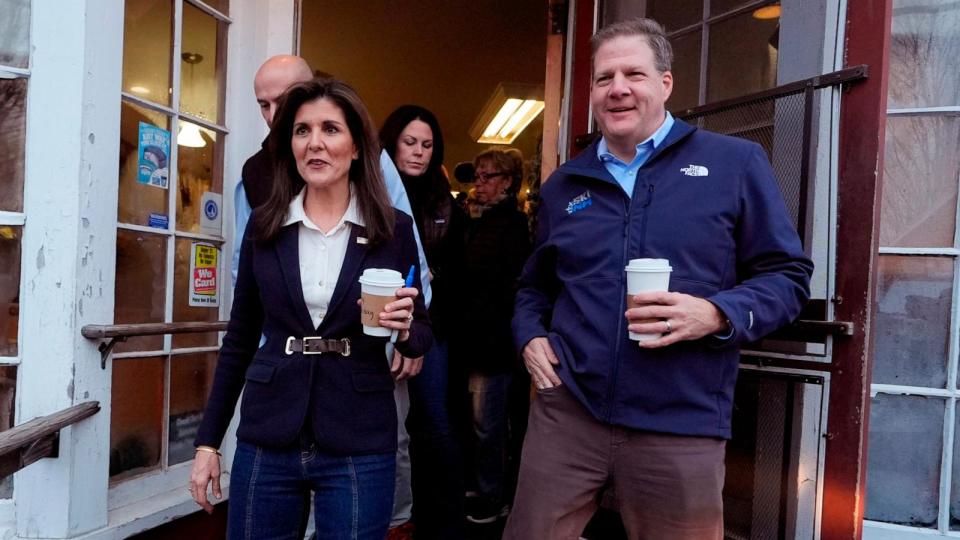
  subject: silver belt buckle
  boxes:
[283,336,351,356]
[302,336,324,355]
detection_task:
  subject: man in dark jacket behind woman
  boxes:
[453,147,531,525]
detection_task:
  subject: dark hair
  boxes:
[591,18,673,73]
[254,78,394,244]
[474,147,523,195]
[379,105,449,213]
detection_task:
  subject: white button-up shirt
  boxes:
[283,187,364,329]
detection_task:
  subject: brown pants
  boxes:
[502,384,725,540]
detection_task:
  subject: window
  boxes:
[0,0,30,501]
[866,0,960,536]
[641,0,781,111]
[111,0,229,486]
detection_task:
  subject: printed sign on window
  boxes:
[189,243,219,307]
[137,122,170,189]
[200,192,222,235]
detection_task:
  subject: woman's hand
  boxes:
[379,287,419,342]
[391,349,423,380]
[189,449,223,513]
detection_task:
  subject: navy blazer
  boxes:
[195,210,431,455]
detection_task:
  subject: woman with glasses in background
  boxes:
[454,147,531,526]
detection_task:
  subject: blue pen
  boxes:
[403,264,416,288]
[390,265,417,344]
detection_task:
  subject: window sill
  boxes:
[74,476,230,540]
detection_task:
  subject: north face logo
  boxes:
[681,165,709,177]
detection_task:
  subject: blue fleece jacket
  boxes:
[513,119,813,438]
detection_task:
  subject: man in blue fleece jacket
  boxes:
[503,18,813,540]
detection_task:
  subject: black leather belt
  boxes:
[284,336,351,356]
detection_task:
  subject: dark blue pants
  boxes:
[228,439,395,540]
[408,339,464,538]
[468,371,512,503]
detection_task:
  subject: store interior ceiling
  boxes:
[299,0,548,184]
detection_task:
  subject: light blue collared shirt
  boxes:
[597,112,675,197]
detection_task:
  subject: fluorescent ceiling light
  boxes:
[497,100,545,141]
[129,85,151,95]
[483,99,524,139]
[470,83,545,145]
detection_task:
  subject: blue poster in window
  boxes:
[137,122,170,189]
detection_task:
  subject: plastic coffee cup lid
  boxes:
[624,258,672,272]
[358,268,404,287]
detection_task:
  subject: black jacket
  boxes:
[453,197,531,373]
[195,211,432,454]
[403,176,468,338]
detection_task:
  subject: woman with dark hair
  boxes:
[455,147,531,525]
[380,105,467,539]
[188,79,432,539]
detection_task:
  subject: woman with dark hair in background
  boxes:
[455,147,531,525]
[189,79,431,539]
[381,105,467,539]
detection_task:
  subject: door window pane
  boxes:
[668,31,702,111]
[880,115,960,248]
[172,239,221,349]
[866,394,943,528]
[180,3,225,123]
[873,255,952,388]
[198,0,228,15]
[115,230,167,352]
[601,0,644,26]
[110,357,164,479]
[0,366,15,498]
[176,122,223,233]
[122,0,173,105]
[168,352,216,465]
[0,78,26,213]
[949,405,960,529]
[0,0,30,68]
[888,0,960,109]
[119,101,172,228]
[706,12,779,103]
[648,0,702,31]
[711,0,768,16]
[0,227,20,357]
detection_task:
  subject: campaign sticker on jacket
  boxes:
[199,192,222,235]
[136,122,170,189]
[189,242,219,307]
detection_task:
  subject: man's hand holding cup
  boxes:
[626,290,729,348]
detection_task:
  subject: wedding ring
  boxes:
[664,320,672,333]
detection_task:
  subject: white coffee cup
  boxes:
[625,258,672,341]
[358,268,405,337]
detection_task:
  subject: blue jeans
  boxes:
[468,372,512,503]
[228,439,395,540]
[408,339,464,537]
